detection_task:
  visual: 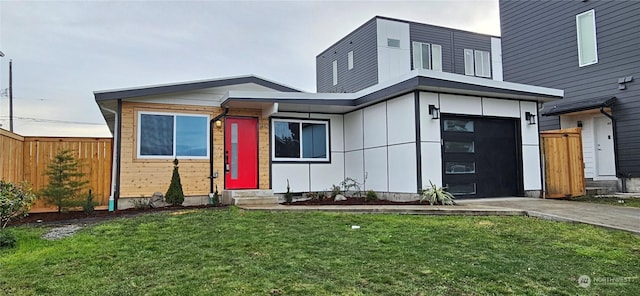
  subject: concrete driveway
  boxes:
[460,197,640,234]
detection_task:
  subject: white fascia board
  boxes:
[225,90,355,101]
[94,74,305,94]
[416,69,564,99]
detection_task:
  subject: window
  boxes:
[444,141,475,153]
[138,112,209,158]
[412,42,442,71]
[443,119,474,132]
[348,51,354,70]
[387,38,400,48]
[577,10,598,67]
[272,119,329,162]
[464,49,491,77]
[332,60,338,85]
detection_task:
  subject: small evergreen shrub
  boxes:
[365,190,378,202]
[165,159,185,206]
[330,184,342,199]
[39,149,89,213]
[82,190,97,215]
[212,184,220,206]
[0,232,17,249]
[284,179,293,204]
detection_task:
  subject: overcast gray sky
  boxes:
[0,0,499,137]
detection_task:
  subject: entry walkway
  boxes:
[241,197,640,235]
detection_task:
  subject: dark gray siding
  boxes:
[410,22,494,77]
[316,18,378,93]
[452,31,492,78]
[500,0,640,176]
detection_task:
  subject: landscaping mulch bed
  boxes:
[287,197,429,206]
[10,204,226,226]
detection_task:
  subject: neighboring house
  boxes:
[95,16,562,209]
[317,16,503,93]
[500,0,640,192]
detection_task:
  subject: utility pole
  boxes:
[9,59,13,132]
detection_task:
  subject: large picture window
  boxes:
[272,119,329,162]
[138,112,209,159]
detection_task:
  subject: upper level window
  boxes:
[332,60,338,85]
[387,38,400,48]
[348,51,354,70]
[464,49,491,78]
[412,42,442,71]
[138,112,209,159]
[577,10,598,67]
[272,119,329,162]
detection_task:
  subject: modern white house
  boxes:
[94,16,563,208]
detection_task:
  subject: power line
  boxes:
[0,116,105,125]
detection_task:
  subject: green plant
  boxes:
[0,231,16,249]
[0,180,37,229]
[330,184,342,198]
[129,197,152,210]
[82,190,97,215]
[305,192,326,201]
[284,179,293,204]
[212,184,220,206]
[165,159,185,206]
[365,190,378,202]
[39,149,89,213]
[340,177,362,197]
[420,181,455,205]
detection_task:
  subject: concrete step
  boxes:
[221,190,278,205]
[586,187,612,196]
[233,196,279,206]
[585,179,618,192]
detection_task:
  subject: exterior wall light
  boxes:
[215,120,222,128]
[525,111,536,125]
[428,104,440,120]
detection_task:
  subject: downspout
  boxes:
[600,106,626,192]
[210,108,229,194]
[100,102,120,211]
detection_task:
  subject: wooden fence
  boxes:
[0,129,112,212]
[541,128,585,198]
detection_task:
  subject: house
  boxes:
[94,16,562,210]
[499,0,640,192]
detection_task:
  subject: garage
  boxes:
[441,115,522,198]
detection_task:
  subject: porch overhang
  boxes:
[542,96,616,116]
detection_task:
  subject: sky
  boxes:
[0,0,499,137]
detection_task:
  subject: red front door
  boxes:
[225,117,258,189]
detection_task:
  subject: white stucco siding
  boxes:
[483,98,520,118]
[388,143,417,193]
[272,164,310,193]
[310,152,345,191]
[363,103,388,149]
[344,110,364,151]
[387,93,416,145]
[419,92,441,142]
[376,18,411,83]
[522,145,542,190]
[364,147,388,191]
[421,142,442,189]
[439,94,482,115]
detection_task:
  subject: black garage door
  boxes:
[441,115,522,198]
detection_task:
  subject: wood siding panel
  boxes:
[118,102,270,199]
[500,0,640,176]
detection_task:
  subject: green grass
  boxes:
[571,195,640,208]
[1,208,639,295]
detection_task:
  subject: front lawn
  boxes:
[571,195,640,208]
[1,208,638,295]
